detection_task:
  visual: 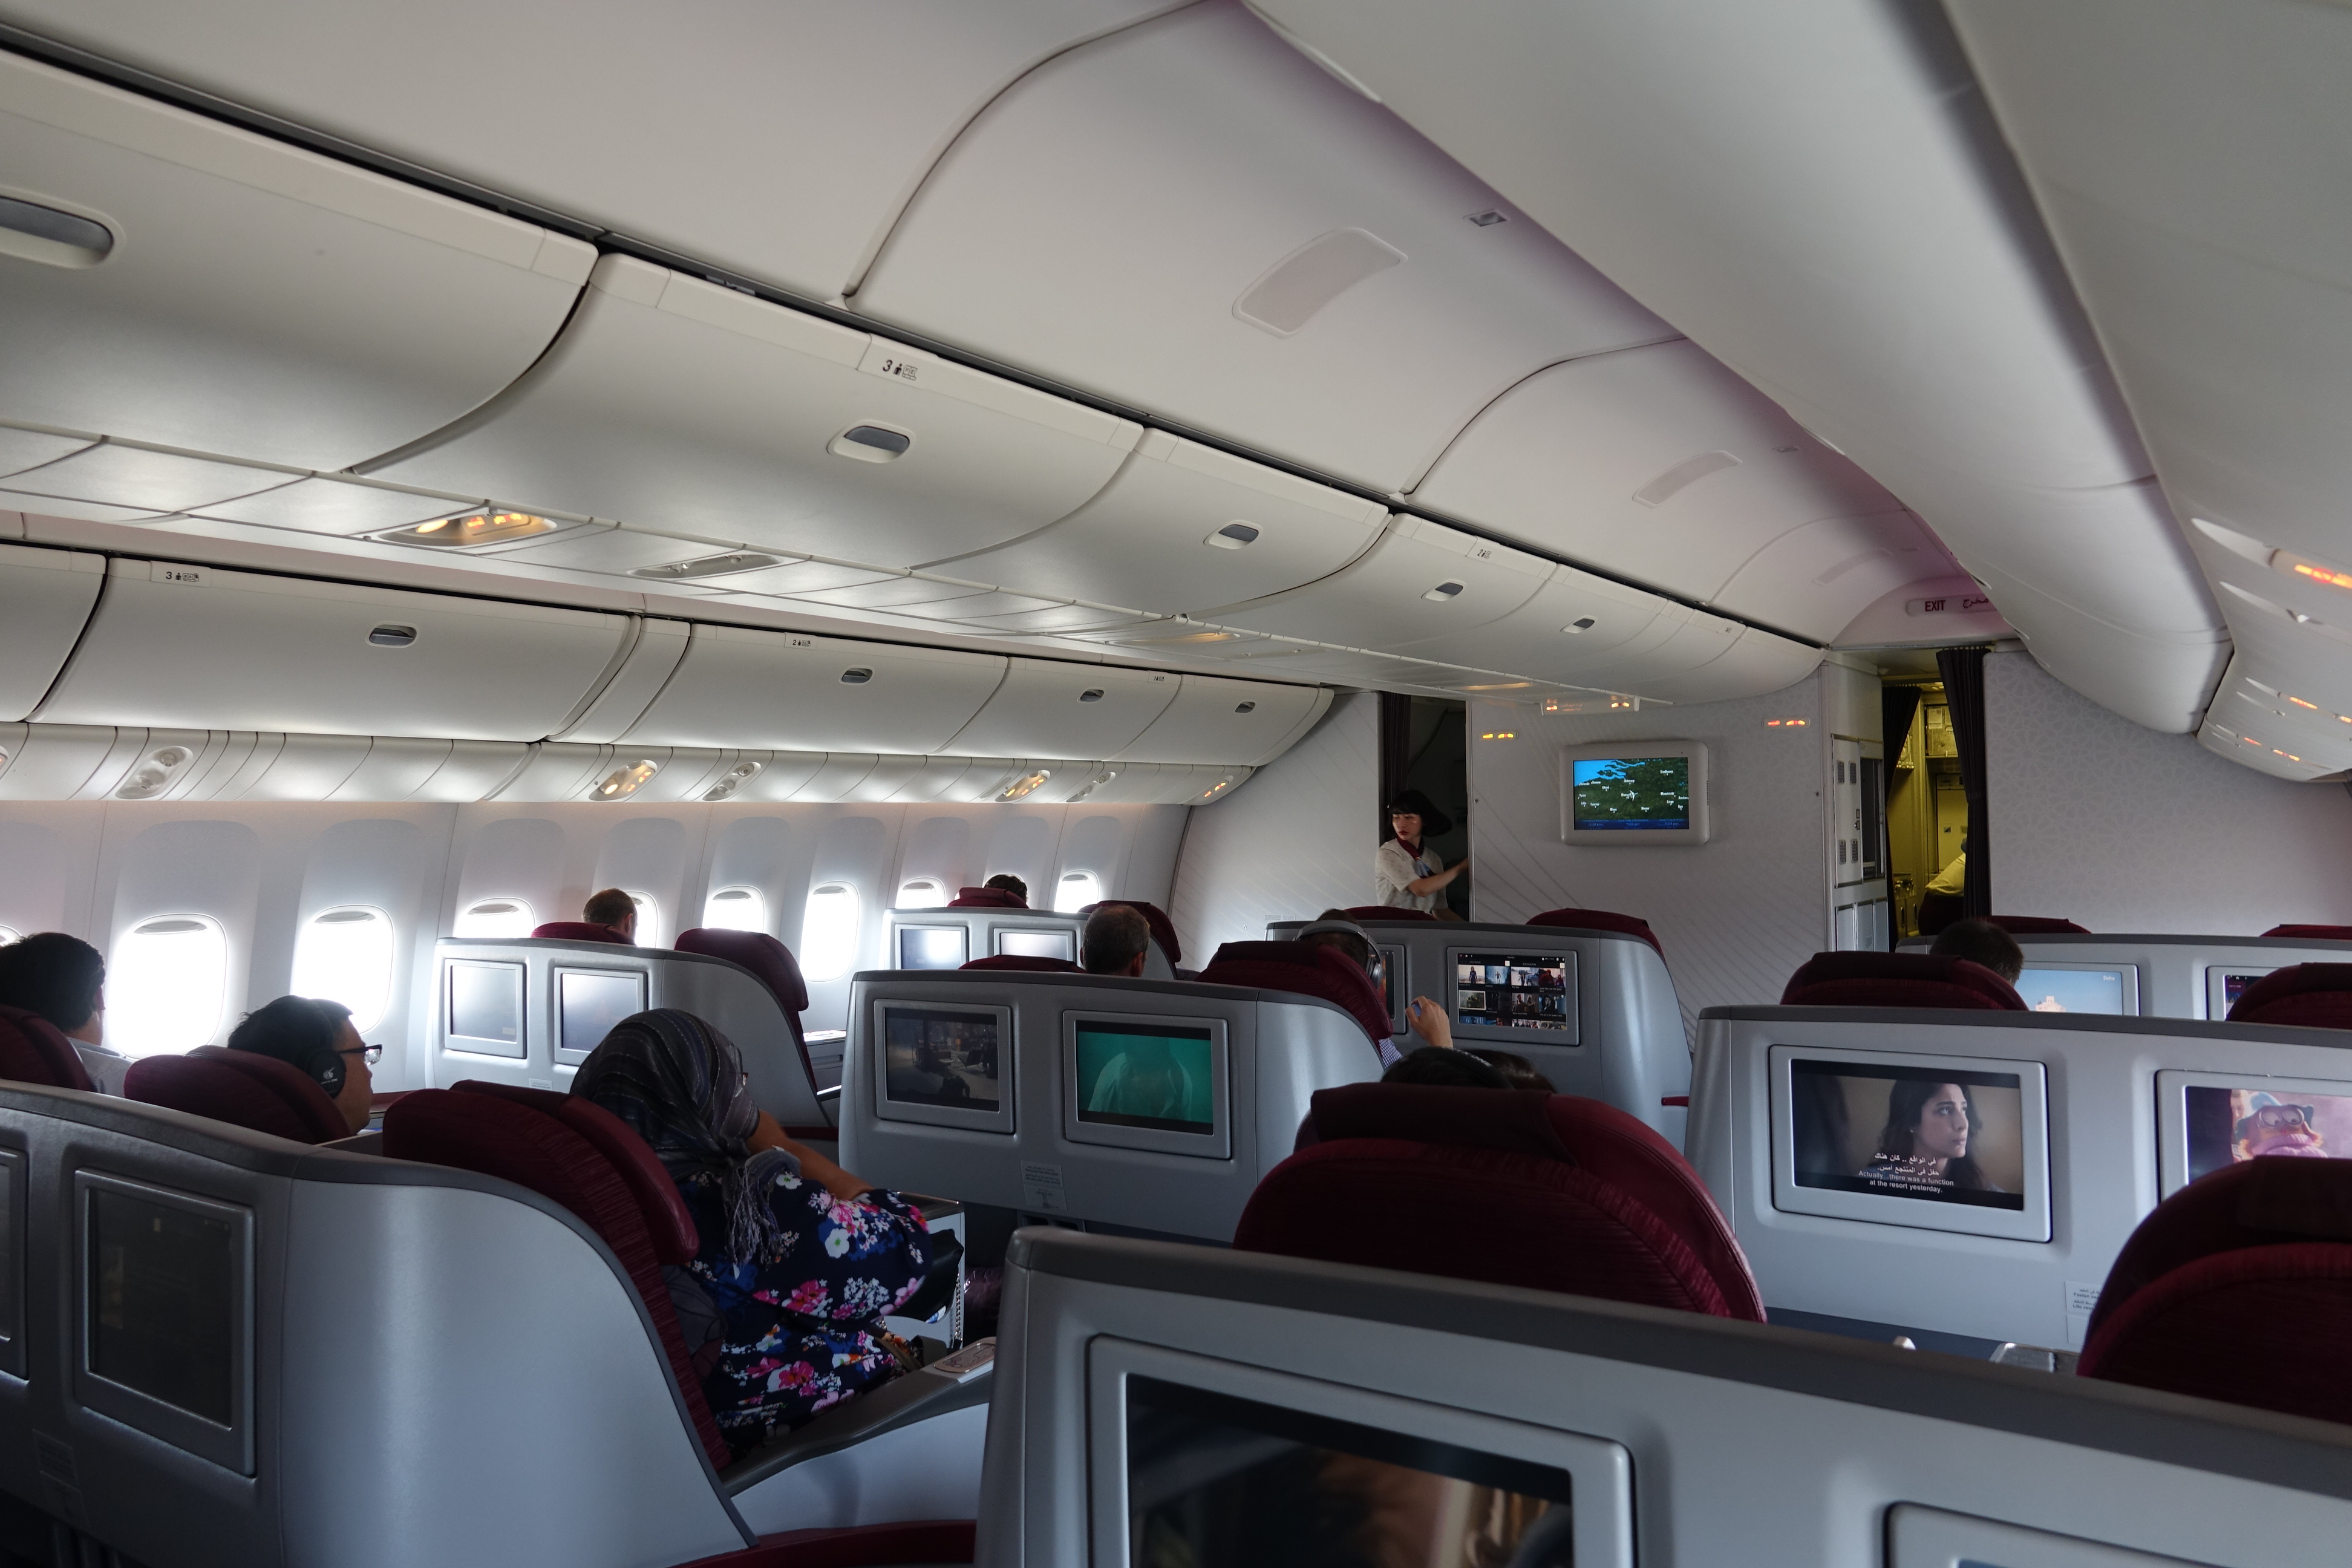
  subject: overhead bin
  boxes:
[1383,564,1664,684]
[854,0,1670,495]
[0,440,299,516]
[1113,675,1330,766]
[35,560,633,741]
[371,256,1138,568]
[621,624,1008,754]
[0,543,103,720]
[944,662,1178,761]
[0,423,96,479]
[1201,515,1550,648]
[0,48,593,469]
[926,431,1388,615]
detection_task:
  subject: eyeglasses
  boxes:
[339,1044,384,1067]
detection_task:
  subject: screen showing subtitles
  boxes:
[1455,954,1570,1034]
[1789,1059,2027,1212]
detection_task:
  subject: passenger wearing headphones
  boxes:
[1300,909,1454,1061]
[226,995,377,1135]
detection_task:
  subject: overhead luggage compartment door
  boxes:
[0,50,595,469]
[34,561,632,740]
[621,624,1008,756]
[0,543,103,720]
[370,256,1140,569]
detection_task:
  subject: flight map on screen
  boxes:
[1074,1021,1214,1135]
[1454,953,1570,1034]
[1788,1059,2027,1210]
[2184,1083,2352,1183]
[1571,755,1691,831]
[882,1006,1001,1111]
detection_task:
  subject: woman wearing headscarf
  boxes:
[572,1009,930,1456]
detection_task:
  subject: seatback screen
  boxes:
[2017,967,2128,1014]
[447,959,523,1054]
[1789,1059,2027,1211]
[1453,953,1571,1034]
[898,926,969,970]
[558,969,645,1056]
[1074,1021,1214,1135]
[998,928,1076,962]
[89,1186,235,1426]
[1125,1376,1573,1568]
[2210,967,2275,1018]
[1570,755,1690,831]
[2184,1084,2352,1183]
[882,1006,1001,1111]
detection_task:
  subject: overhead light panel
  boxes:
[999,768,1051,802]
[380,509,557,549]
[634,551,786,581]
[594,759,659,800]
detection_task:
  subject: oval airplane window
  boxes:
[1054,871,1102,913]
[626,891,662,947]
[0,927,19,946]
[290,906,396,1034]
[702,886,768,933]
[454,898,535,939]
[800,883,860,981]
[109,915,229,1057]
[897,878,949,909]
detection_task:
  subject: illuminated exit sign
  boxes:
[1906,593,1995,616]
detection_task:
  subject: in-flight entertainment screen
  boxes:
[881,1005,1001,1111]
[997,928,1076,962]
[2016,966,2128,1015]
[1073,1021,1216,1136]
[2182,1083,2352,1184]
[1570,756,1691,832]
[1453,953,1571,1034]
[1787,1058,2028,1211]
[88,1186,238,1425]
[897,925,969,970]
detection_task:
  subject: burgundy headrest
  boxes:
[1238,1085,1763,1321]
[2262,925,2352,942]
[675,927,810,1016]
[2228,964,2352,1028]
[948,886,1026,909]
[1342,906,1437,924]
[1780,952,2025,1010]
[1081,900,1183,966]
[455,1080,698,1265]
[960,954,1083,974]
[1988,916,2091,935]
[531,921,631,944]
[0,1005,94,1093]
[1199,941,1389,1047]
[1527,907,1665,955]
[2079,1159,2352,1424]
[124,1047,347,1143]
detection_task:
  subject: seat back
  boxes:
[1990,916,2090,935]
[123,1046,347,1143]
[451,1080,698,1263]
[1780,951,2025,1010]
[1527,906,1664,955]
[1237,1083,1762,1319]
[384,1088,731,1468]
[2263,924,2352,942]
[2227,963,2352,1028]
[960,954,1083,974]
[1341,904,1435,923]
[946,886,1025,909]
[531,921,630,944]
[674,927,809,1048]
[2079,1158,2352,1424]
[0,1005,94,1092]
[1197,941,1388,1048]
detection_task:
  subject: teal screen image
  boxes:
[1074,1020,1215,1135]
[1572,756,1691,831]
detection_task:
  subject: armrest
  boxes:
[719,1342,995,1496]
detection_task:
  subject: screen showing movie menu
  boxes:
[1454,953,1571,1034]
[2214,969,2273,1018]
[881,1006,1001,1111]
[1125,1376,1573,1568]
[1074,1021,1215,1136]
[2183,1083,2352,1184]
[897,926,969,970]
[88,1186,238,1425]
[1571,756,1691,831]
[2016,966,2128,1015]
[1787,1058,2027,1210]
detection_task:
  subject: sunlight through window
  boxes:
[702,886,768,933]
[109,915,229,1057]
[290,906,396,1033]
[800,883,860,981]
[1053,872,1102,913]
[454,898,535,939]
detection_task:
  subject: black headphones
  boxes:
[1299,919,1386,992]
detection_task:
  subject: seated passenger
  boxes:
[572,1009,930,1458]
[984,872,1028,906]
[226,995,376,1135]
[1382,1047,1509,1089]
[1929,916,2023,984]
[0,932,106,1047]
[583,887,638,944]
[1465,1047,1555,1091]
[1080,903,1152,978]
[1302,909,1453,1055]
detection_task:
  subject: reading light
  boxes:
[1200,774,1236,800]
[595,759,660,800]
[701,760,762,802]
[1422,581,1466,602]
[380,510,557,548]
[634,551,785,581]
[2288,695,2319,710]
[999,769,1051,802]
[1067,768,1118,803]
[1206,522,1261,550]
[115,746,194,801]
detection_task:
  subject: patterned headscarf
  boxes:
[571,1009,799,1264]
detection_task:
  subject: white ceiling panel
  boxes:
[196,473,486,535]
[622,624,1007,756]
[1114,675,1328,766]
[946,662,1177,762]
[371,257,1137,569]
[855,0,1670,494]
[0,423,96,479]
[1202,515,1550,648]
[1381,564,1664,682]
[1710,511,1952,645]
[2,440,299,513]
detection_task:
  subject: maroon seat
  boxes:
[1527,907,1665,955]
[384,1087,732,1469]
[452,1080,699,1262]
[2227,964,2352,1028]
[946,886,1025,909]
[675,922,812,1052]
[1341,905,1437,924]
[1198,941,1389,1048]
[675,1521,978,1567]
[1236,1083,1763,1320]
[125,1046,347,1143]
[1080,900,1183,967]
[1780,952,2025,1010]
[2262,924,2352,943]
[531,921,631,944]
[1987,916,2090,935]
[0,1005,94,1092]
[959,954,1082,974]
[2078,1158,2352,1424]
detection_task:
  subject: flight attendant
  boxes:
[1373,789,1465,913]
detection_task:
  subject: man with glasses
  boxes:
[226,995,381,1135]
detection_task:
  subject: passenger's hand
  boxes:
[1405,996,1453,1050]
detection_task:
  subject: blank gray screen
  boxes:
[448,961,523,1053]
[559,970,645,1056]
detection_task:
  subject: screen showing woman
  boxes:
[1788,1059,2027,1212]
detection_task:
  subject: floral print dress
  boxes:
[675,1167,931,1456]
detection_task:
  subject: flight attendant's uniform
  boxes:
[1374,837,1445,912]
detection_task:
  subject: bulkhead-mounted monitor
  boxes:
[1558,741,1710,844]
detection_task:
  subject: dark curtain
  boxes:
[1878,683,1924,949]
[1935,646,1992,920]
[1377,691,1413,842]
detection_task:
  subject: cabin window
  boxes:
[1054,871,1102,913]
[897,878,948,909]
[702,886,768,934]
[625,891,661,947]
[290,906,396,1033]
[454,898,534,939]
[0,927,18,946]
[800,883,860,981]
[109,915,229,1057]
